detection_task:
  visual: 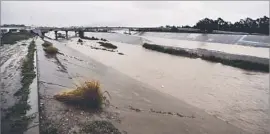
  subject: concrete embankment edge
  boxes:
[24,37,40,134]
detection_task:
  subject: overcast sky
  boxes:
[1,1,269,27]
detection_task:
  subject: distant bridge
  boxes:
[38,26,157,33]
[36,26,157,40]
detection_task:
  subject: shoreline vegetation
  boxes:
[98,42,118,49]
[80,36,108,42]
[136,16,269,35]
[142,43,269,72]
[1,40,36,134]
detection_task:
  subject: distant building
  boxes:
[0,26,32,34]
[9,29,19,33]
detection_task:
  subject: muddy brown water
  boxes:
[61,35,269,133]
[37,37,248,134]
[43,31,269,133]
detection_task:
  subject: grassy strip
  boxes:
[80,36,108,41]
[2,40,36,134]
[98,42,118,49]
[143,43,197,58]
[1,31,34,45]
[81,36,99,40]
[143,43,269,72]
[200,55,269,72]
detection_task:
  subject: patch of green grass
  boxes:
[200,55,269,72]
[143,43,197,58]
[1,31,34,45]
[2,40,36,134]
[98,42,117,49]
[54,80,110,109]
[81,120,121,134]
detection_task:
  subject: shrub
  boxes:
[78,39,83,43]
[42,41,53,47]
[43,46,58,55]
[98,42,117,49]
[81,36,99,40]
[90,36,99,40]
[54,80,110,109]
[100,38,107,41]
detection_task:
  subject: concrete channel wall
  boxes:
[140,32,270,48]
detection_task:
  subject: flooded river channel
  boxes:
[46,31,269,133]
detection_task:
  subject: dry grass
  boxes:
[54,80,110,109]
[78,39,83,43]
[42,41,53,47]
[100,38,107,41]
[43,46,58,55]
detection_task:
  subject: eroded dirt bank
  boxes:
[37,37,248,134]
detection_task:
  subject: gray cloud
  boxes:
[1,1,269,27]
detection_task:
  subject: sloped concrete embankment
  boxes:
[139,32,270,48]
[35,37,249,134]
[142,43,269,72]
[1,38,40,134]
